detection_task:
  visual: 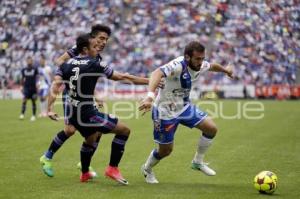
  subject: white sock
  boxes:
[144,150,160,171]
[41,101,47,115]
[193,135,213,164]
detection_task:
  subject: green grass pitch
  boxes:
[0,100,299,199]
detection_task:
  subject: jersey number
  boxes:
[69,67,80,97]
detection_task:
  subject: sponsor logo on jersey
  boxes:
[70,59,90,65]
[24,70,35,76]
[172,88,190,97]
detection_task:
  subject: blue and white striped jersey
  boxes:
[154,56,211,119]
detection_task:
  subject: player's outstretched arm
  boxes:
[47,75,63,121]
[109,71,149,85]
[138,68,164,114]
[209,63,234,78]
[55,52,71,66]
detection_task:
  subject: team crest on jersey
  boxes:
[182,73,189,79]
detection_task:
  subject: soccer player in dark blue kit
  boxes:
[45,34,148,184]
[19,56,39,121]
[40,25,115,177]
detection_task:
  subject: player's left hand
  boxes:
[139,97,153,115]
[225,65,234,79]
[95,98,104,108]
[158,79,165,89]
[48,111,59,121]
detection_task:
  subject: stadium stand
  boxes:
[0,0,299,99]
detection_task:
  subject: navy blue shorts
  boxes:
[23,87,37,99]
[152,104,208,144]
[64,102,118,138]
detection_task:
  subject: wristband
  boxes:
[147,92,155,100]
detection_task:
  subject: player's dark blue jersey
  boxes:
[21,67,38,89]
[67,45,80,58]
[56,56,113,109]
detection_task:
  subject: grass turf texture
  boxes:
[0,100,299,199]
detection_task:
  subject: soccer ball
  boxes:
[254,171,278,194]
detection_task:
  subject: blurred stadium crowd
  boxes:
[0,0,299,90]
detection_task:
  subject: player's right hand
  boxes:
[48,111,59,121]
[139,97,153,116]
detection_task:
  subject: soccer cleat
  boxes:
[104,166,129,185]
[80,172,94,182]
[40,155,54,177]
[141,164,159,184]
[19,114,24,120]
[76,162,98,177]
[30,116,36,121]
[191,161,216,176]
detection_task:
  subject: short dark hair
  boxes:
[76,33,91,53]
[90,24,111,37]
[184,41,205,57]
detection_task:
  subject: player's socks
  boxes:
[32,99,36,116]
[80,143,94,173]
[109,135,128,167]
[142,149,161,183]
[192,133,214,164]
[40,155,54,177]
[44,130,69,159]
[77,138,99,177]
[144,149,161,170]
[40,100,47,117]
[21,101,26,115]
[191,133,216,176]
[91,135,101,156]
[76,137,100,177]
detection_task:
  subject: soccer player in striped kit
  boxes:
[139,41,234,183]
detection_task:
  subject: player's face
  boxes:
[94,32,109,52]
[188,51,205,71]
[87,38,99,58]
[27,57,33,67]
[40,58,45,67]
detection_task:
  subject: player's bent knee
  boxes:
[64,125,76,137]
[65,130,75,137]
[160,147,173,157]
[113,124,130,137]
[205,125,218,138]
[123,127,131,136]
[210,125,218,135]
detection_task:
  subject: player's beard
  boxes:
[189,61,201,71]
